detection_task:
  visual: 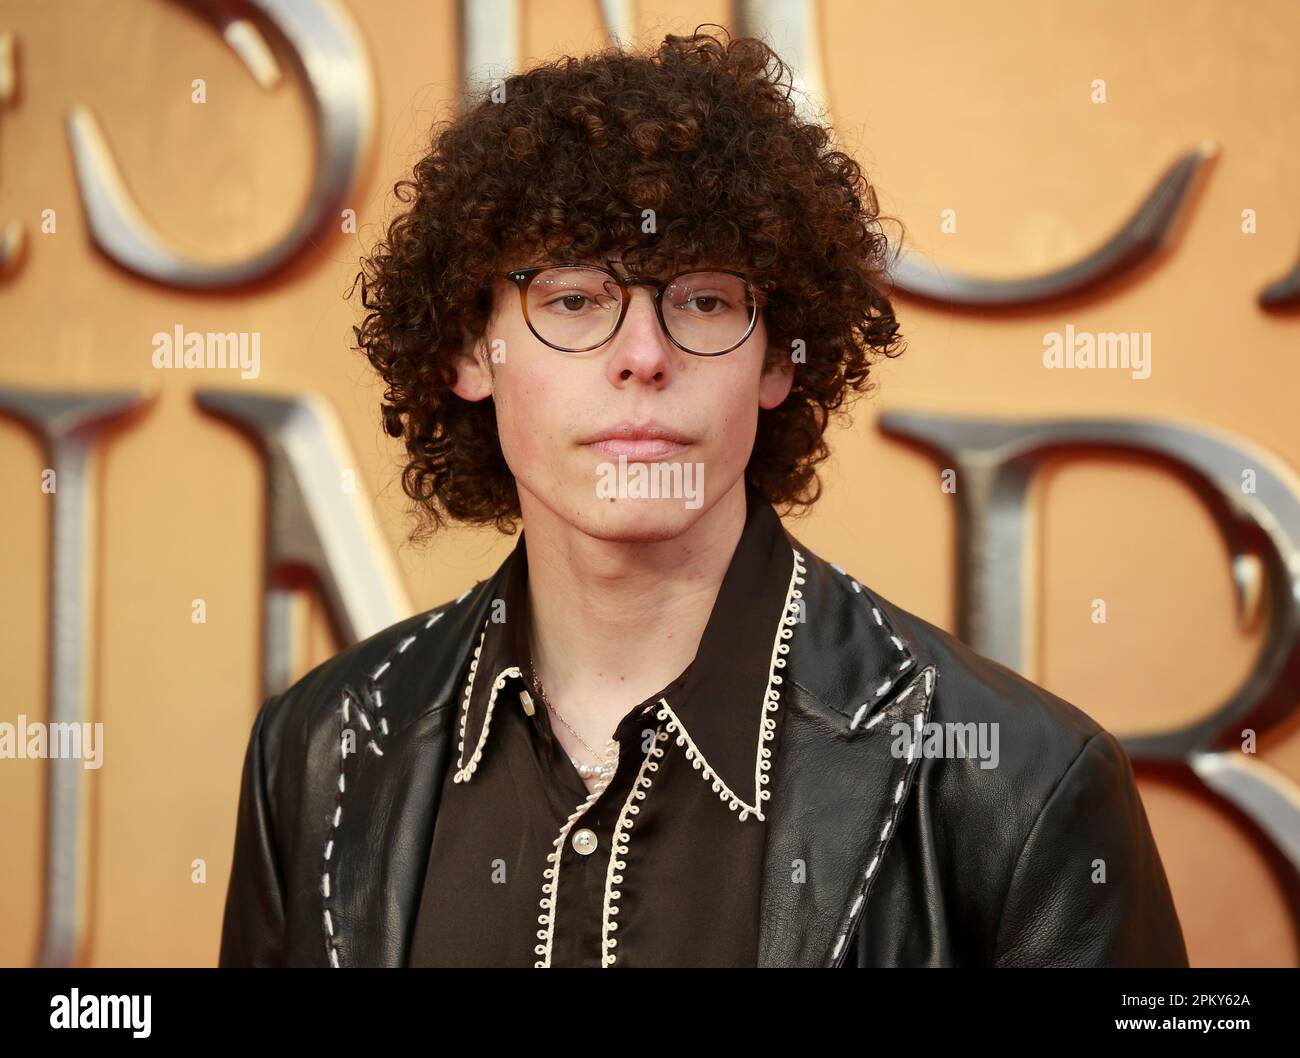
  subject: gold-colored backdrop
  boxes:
[1,0,1297,966]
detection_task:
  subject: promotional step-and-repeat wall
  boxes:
[1,0,1297,966]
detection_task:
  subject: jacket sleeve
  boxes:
[991,729,1189,967]
[218,695,288,967]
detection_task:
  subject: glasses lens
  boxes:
[662,271,757,354]
[524,266,623,351]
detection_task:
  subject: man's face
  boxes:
[453,254,794,542]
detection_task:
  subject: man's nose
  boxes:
[613,285,665,343]
[606,286,675,382]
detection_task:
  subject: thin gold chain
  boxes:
[528,660,613,776]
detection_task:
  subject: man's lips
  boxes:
[586,437,690,459]
[579,420,694,460]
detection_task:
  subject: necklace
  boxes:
[528,660,615,781]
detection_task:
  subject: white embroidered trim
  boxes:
[534,740,620,968]
[600,729,668,967]
[451,616,522,783]
[651,546,806,822]
[323,604,452,968]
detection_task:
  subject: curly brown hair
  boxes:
[350,25,905,539]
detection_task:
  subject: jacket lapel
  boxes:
[325,576,499,967]
[756,540,937,967]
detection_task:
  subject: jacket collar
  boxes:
[448,483,802,822]
[325,508,936,968]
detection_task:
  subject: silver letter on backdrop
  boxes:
[0,386,152,967]
[880,411,1300,879]
[65,0,375,288]
[196,390,411,697]
[2,385,410,965]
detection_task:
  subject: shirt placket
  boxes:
[597,725,669,966]
[532,720,670,968]
[532,734,620,968]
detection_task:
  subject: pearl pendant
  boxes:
[571,756,610,781]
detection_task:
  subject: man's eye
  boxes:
[567,292,619,312]
[681,294,734,315]
[545,293,594,312]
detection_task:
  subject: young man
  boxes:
[219,29,1188,968]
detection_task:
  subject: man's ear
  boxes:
[451,325,493,402]
[758,346,795,410]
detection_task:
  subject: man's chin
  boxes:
[570,496,707,543]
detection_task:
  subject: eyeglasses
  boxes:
[489,262,773,356]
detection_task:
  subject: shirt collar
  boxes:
[450,481,805,823]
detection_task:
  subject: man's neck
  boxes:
[518,478,749,743]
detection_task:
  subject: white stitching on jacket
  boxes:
[829,666,936,965]
[321,597,459,968]
[834,574,916,730]
[824,562,920,731]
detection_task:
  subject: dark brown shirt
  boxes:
[407,484,801,967]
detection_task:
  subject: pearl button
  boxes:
[571,828,598,856]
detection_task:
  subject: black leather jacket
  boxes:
[218,534,1189,968]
